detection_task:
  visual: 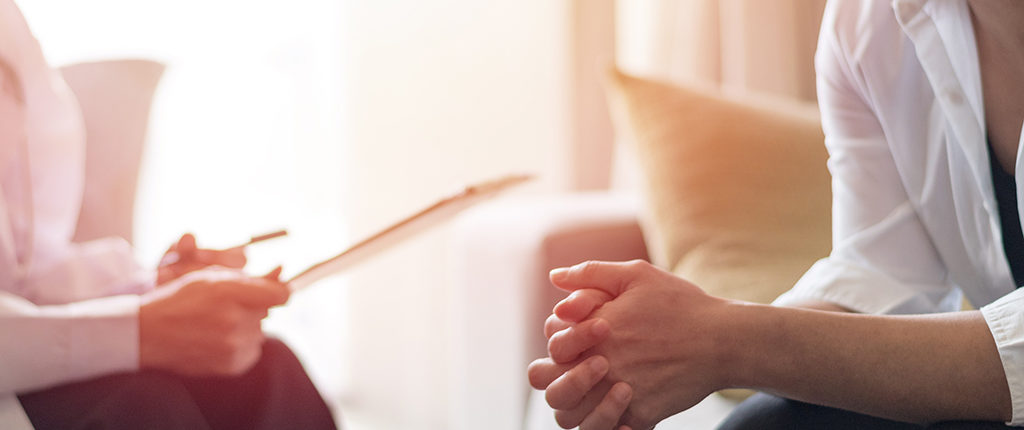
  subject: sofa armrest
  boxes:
[446,192,647,430]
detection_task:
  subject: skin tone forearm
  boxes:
[727,302,1010,424]
[529,261,1013,430]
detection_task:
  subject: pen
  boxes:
[159,229,289,266]
[227,229,289,251]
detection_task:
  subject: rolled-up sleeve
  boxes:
[774,4,959,315]
[981,290,1024,426]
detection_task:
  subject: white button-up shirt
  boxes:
[0,0,154,426]
[774,0,1024,425]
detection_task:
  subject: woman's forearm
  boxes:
[726,302,1011,424]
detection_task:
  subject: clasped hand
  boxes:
[528,260,736,430]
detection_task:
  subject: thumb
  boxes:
[177,233,197,254]
[549,260,649,297]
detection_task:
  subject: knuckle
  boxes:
[554,410,583,429]
[579,289,602,302]
[547,335,572,363]
[576,260,599,278]
[548,361,600,410]
[565,371,590,399]
[626,259,650,271]
[545,385,569,410]
[219,308,243,328]
[544,314,559,337]
[580,319,600,341]
[545,314,570,338]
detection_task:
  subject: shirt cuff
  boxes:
[3,293,141,393]
[980,289,1024,426]
[64,294,141,381]
[773,257,961,314]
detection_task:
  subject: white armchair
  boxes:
[62,59,165,245]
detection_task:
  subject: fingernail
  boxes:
[550,267,569,283]
[591,319,610,337]
[589,356,608,374]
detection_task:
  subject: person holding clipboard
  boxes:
[0,1,335,429]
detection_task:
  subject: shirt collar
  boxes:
[893,0,985,130]
[893,0,1011,285]
[893,0,990,198]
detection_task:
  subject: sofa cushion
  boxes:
[606,70,831,306]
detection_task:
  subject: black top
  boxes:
[989,141,1024,288]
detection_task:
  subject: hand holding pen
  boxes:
[141,233,291,376]
[156,229,288,285]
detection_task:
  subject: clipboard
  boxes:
[287,174,533,290]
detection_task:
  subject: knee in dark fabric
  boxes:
[20,371,210,430]
[717,392,921,430]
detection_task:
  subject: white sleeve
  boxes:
[0,205,152,395]
[773,5,960,315]
[0,291,140,394]
[16,236,155,306]
[981,289,1024,426]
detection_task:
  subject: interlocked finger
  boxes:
[548,318,610,363]
[545,355,610,410]
[579,382,632,430]
[554,288,614,322]
[545,313,573,338]
[553,379,614,429]
[528,357,577,390]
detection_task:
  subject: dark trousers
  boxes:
[719,392,1013,430]
[17,338,338,430]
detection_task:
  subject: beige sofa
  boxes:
[449,71,829,429]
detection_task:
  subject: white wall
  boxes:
[334,1,575,429]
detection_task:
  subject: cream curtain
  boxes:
[616,0,826,101]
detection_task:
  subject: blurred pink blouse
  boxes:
[0,0,154,425]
